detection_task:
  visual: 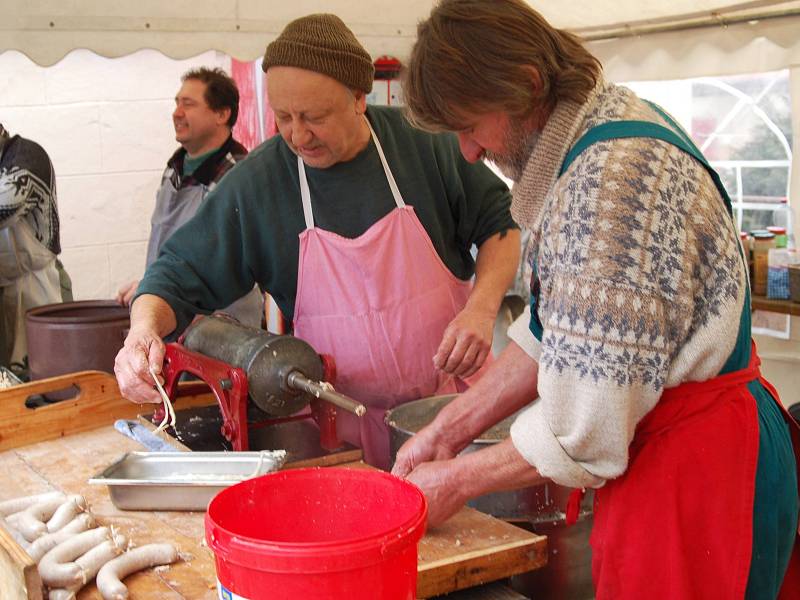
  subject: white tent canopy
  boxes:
[2,0,798,380]
[3,0,800,80]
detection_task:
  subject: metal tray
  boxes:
[88,450,285,511]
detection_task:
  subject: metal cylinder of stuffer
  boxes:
[181,315,324,416]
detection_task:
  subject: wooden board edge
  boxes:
[416,536,547,599]
[285,448,363,468]
[0,524,43,600]
[0,371,217,451]
[135,415,194,452]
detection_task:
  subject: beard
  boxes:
[483,118,539,182]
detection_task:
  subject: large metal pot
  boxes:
[26,300,130,379]
[25,300,130,401]
[387,394,594,600]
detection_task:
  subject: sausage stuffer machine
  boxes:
[153,314,366,451]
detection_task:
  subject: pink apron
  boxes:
[293,119,477,469]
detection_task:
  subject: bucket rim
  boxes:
[205,467,427,573]
[26,300,130,324]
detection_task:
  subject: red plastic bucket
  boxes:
[205,467,427,600]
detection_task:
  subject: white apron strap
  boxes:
[297,156,315,230]
[364,118,405,208]
[296,115,407,230]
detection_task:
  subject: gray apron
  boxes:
[0,220,61,365]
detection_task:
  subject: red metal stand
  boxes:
[158,342,250,450]
[157,344,345,452]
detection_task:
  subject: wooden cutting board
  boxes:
[0,371,546,599]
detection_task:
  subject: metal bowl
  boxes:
[386,394,595,600]
[386,394,578,521]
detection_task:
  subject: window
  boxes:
[625,70,793,240]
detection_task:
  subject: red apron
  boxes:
[589,346,800,599]
[551,109,799,599]
[293,118,486,469]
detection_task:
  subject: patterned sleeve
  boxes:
[0,162,33,228]
[510,136,744,488]
[0,137,59,252]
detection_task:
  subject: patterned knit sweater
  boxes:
[507,80,747,488]
[0,135,60,255]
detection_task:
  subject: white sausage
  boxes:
[6,510,47,542]
[26,495,69,522]
[96,543,179,600]
[59,513,96,535]
[78,533,127,575]
[0,516,31,550]
[7,495,71,541]
[0,491,65,516]
[47,496,87,532]
[47,534,127,600]
[28,513,96,562]
[38,527,110,587]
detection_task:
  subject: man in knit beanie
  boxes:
[393,1,799,599]
[262,13,375,99]
[114,13,520,470]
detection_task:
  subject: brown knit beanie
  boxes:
[262,14,374,93]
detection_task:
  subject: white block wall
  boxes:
[0,48,229,299]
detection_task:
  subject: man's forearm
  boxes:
[449,438,546,499]
[431,341,539,452]
[129,294,178,338]
[466,228,521,316]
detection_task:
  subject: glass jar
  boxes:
[766,226,787,249]
[751,231,776,296]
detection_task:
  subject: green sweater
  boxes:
[139,106,515,334]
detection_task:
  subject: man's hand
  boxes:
[433,228,520,379]
[116,279,140,307]
[433,307,494,378]
[114,327,167,404]
[391,423,460,479]
[406,440,548,528]
[406,459,468,527]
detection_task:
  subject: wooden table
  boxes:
[751,294,800,317]
[0,371,546,599]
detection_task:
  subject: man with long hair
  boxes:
[393,1,799,598]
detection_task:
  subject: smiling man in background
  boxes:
[116,67,263,328]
